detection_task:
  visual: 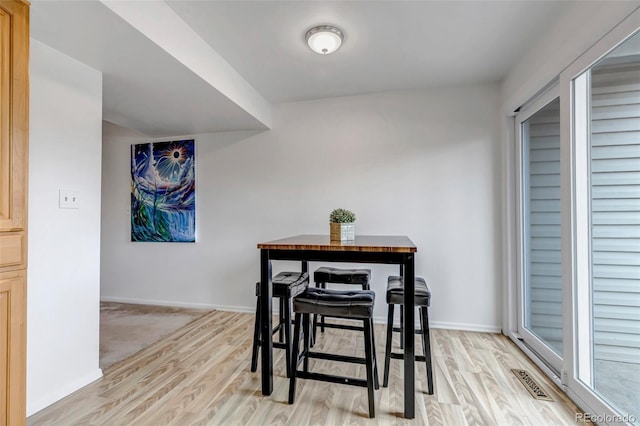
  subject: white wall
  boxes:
[27,39,103,416]
[101,83,502,331]
[501,1,639,113]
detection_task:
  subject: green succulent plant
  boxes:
[329,208,356,223]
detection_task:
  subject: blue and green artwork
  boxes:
[131,139,196,242]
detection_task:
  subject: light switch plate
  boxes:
[59,189,80,209]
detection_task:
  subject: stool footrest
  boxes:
[307,351,366,365]
[318,321,364,332]
[256,339,287,348]
[389,352,427,362]
[296,371,368,388]
[392,326,424,334]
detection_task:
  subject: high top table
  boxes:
[257,234,418,418]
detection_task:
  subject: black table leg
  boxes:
[301,260,308,274]
[403,254,415,419]
[260,249,273,395]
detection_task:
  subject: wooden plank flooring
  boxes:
[28,311,584,425]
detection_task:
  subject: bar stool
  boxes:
[313,266,371,335]
[250,271,309,377]
[383,275,433,394]
[289,287,378,418]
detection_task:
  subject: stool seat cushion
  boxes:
[255,272,309,298]
[314,267,371,285]
[294,288,375,319]
[386,275,431,306]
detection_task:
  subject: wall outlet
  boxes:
[59,189,80,209]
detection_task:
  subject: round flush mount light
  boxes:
[305,25,344,55]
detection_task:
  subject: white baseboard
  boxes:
[27,368,103,417]
[100,296,253,314]
[372,316,500,332]
[430,320,501,333]
[100,296,500,333]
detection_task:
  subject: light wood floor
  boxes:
[28,310,584,425]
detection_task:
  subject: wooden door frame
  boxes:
[0,1,29,425]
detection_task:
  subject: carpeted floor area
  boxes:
[100,302,211,370]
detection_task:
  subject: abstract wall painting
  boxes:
[131,139,196,242]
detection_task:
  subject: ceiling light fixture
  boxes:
[305,25,344,55]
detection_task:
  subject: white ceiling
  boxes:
[31,0,573,137]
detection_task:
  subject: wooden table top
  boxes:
[257,234,417,253]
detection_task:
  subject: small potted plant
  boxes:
[329,208,356,242]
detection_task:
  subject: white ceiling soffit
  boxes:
[30,0,576,136]
[30,0,271,137]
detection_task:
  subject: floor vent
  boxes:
[511,369,554,401]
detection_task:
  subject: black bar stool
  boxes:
[289,287,378,418]
[383,275,433,394]
[251,271,309,377]
[313,266,371,335]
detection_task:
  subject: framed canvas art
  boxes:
[131,139,196,242]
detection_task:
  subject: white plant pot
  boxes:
[330,222,355,242]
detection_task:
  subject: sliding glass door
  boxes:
[516,94,563,373]
[512,15,640,425]
[572,29,640,424]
